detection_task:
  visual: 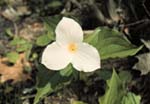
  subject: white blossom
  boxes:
[41,17,100,72]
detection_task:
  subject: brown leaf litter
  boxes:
[0,53,31,84]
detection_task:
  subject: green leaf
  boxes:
[10,37,27,46]
[98,27,143,59]
[96,69,112,80]
[43,15,60,31]
[36,34,51,46]
[10,37,32,52]
[6,52,19,63]
[71,100,87,104]
[119,71,132,84]
[34,64,74,104]
[48,1,62,8]
[99,69,125,104]
[30,53,38,61]
[88,27,143,59]
[121,92,141,104]
[60,64,73,77]
[99,69,140,104]
[5,28,13,37]
[84,28,99,47]
[42,15,61,40]
[16,43,32,52]
[36,15,62,46]
[100,44,142,59]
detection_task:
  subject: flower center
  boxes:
[68,43,77,53]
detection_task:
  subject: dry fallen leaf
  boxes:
[19,22,45,41]
[1,0,31,21]
[0,53,31,83]
[133,53,150,75]
[133,39,150,75]
[141,39,150,50]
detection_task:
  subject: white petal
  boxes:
[71,43,101,72]
[55,17,83,45]
[41,42,72,70]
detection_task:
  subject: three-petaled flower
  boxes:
[41,17,101,72]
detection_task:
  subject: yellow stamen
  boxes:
[68,43,77,53]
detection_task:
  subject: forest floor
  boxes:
[1,0,150,104]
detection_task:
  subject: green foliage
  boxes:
[10,37,32,52]
[99,70,141,104]
[30,53,38,61]
[47,1,62,8]
[7,36,33,64]
[36,15,61,46]
[99,69,125,104]
[85,27,143,59]
[42,15,61,38]
[33,19,143,104]
[6,52,19,63]
[71,100,87,104]
[121,92,141,104]
[96,69,112,80]
[34,24,143,104]
[36,34,51,46]
[34,64,74,104]
[84,29,99,47]
[10,37,27,45]
[119,71,132,84]
[0,0,5,5]
[5,28,14,37]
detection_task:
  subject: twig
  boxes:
[21,94,35,100]
[119,19,150,27]
[70,0,82,9]
[83,30,93,34]
[13,22,19,36]
[88,0,110,24]
[83,19,150,34]
[142,0,150,18]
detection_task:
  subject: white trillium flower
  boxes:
[41,17,101,72]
